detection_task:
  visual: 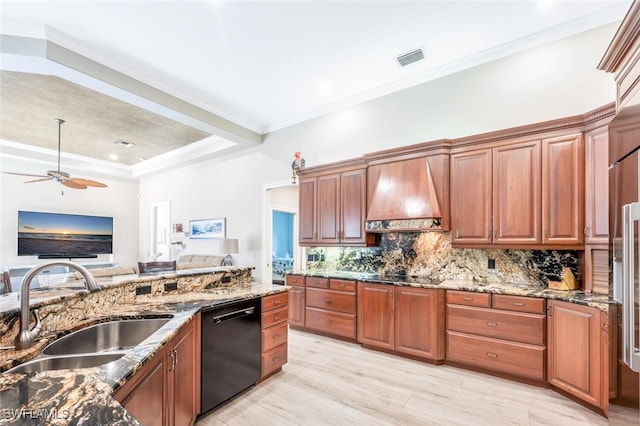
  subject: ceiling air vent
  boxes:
[396,47,425,67]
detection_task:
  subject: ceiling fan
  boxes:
[3,118,108,189]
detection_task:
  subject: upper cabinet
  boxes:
[451,133,584,248]
[542,134,584,245]
[584,126,610,245]
[298,160,373,246]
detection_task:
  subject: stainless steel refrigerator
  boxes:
[610,107,640,377]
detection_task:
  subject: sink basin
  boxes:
[42,318,171,356]
[6,353,123,374]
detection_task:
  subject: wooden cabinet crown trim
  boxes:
[598,1,640,72]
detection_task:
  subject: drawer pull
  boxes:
[273,357,281,362]
[273,334,282,340]
[325,299,333,304]
[273,299,281,305]
[486,322,498,327]
[486,352,498,358]
[463,297,473,301]
[327,320,333,325]
[274,316,281,321]
[512,302,524,307]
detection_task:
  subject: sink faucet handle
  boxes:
[30,309,42,338]
[15,309,42,350]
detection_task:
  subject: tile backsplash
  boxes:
[306,232,579,288]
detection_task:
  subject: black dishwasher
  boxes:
[200,297,262,414]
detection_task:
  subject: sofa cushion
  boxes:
[177,254,224,268]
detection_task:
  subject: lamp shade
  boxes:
[217,238,239,254]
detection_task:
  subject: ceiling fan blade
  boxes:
[71,178,108,188]
[3,171,50,178]
[24,177,54,183]
[62,180,87,189]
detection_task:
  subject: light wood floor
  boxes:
[197,329,639,426]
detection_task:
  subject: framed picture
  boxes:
[189,217,226,239]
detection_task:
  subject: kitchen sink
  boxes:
[42,317,172,356]
[6,353,124,374]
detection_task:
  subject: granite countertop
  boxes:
[290,271,613,312]
[0,269,288,425]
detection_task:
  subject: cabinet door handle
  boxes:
[486,322,498,327]
[486,352,498,358]
[173,349,178,368]
[584,226,590,237]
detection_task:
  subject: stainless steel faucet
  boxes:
[15,260,99,350]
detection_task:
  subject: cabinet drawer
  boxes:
[262,292,289,311]
[305,307,356,339]
[306,288,356,314]
[492,294,545,314]
[329,279,356,292]
[447,331,545,381]
[262,343,287,377]
[262,305,289,328]
[262,323,288,352]
[447,305,545,345]
[306,277,329,288]
[286,275,305,286]
[447,290,491,307]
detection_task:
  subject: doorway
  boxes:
[150,201,170,261]
[262,182,301,284]
[272,210,295,284]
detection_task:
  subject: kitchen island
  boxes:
[0,266,288,424]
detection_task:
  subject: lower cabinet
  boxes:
[357,282,445,362]
[286,275,305,328]
[115,314,200,426]
[446,291,546,382]
[306,278,357,339]
[261,292,289,379]
[547,300,609,414]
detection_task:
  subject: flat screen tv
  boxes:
[18,210,113,258]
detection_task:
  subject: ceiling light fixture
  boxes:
[396,47,425,67]
[113,139,134,148]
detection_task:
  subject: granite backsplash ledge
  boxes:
[306,232,579,288]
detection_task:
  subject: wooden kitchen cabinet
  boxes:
[358,282,445,361]
[584,126,609,245]
[451,133,584,248]
[166,314,200,426]
[116,315,200,426]
[395,286,445,360]
[286,274,305,328]
[493,140,541,244]
[450,149,492,244]
[547,300,608,414]
[298,178,317,245]
[305,278,357,339]
[446,291,546,382]
[542,134,584,245]
[358,282,395,350]
[298,164,371,246]
[116,347,165,426]
[261,292,289,379]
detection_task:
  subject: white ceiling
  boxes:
[0,0,632,174]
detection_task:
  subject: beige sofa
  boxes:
[176,254,225,269]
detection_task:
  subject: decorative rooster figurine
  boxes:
[291,151,305,183]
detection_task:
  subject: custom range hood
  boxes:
[365,151,449,232]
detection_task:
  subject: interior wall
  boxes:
[139,24,618,282]
[0,156,139,269]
